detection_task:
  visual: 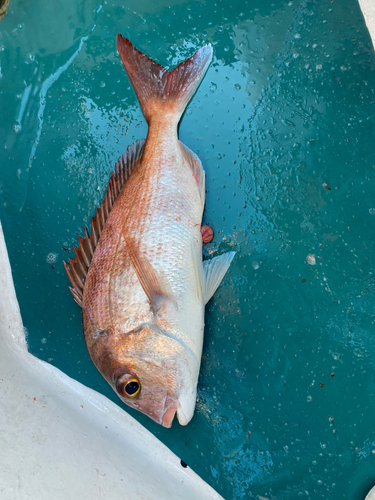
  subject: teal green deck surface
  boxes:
[1,1,375,498]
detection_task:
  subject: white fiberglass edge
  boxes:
[358,0,375,49]
[0,221,223,500]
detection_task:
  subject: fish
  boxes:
[64,35,235,428]
[0,0,9,21]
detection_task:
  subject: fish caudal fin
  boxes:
[117,35,213,124]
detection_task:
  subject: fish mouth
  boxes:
[162,405,178,428]
[161,403,189,427]
[161,396,180,428]
[161,393,193,427]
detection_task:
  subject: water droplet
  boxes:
[234,83,241,90]
[41,338,47,344]
[46,253,58,264]
[209,83,217,92]
[252,261,259,270]
[306,254,316,265]
[369,208,375,215]
[100,82,105,87]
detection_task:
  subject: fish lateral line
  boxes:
[112,321,199,368]
[136,323,200,368]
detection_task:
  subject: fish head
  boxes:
[90,325,198,427]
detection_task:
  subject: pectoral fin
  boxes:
[124,234,175,313]
[202,252,235,305]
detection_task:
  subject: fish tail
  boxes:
[117,35,213,124]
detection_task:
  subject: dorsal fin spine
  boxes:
[84,226,94,257]
[91,216,99,246]
[64,139,145,307]
[115,162,121,181]
[69,286,82,307]
[97,207,103,231]
[70,261,84,291]
[108,180,115,205]
[97,210,102,233]
[78,236,91,267]
[74,246,88,276]
[64,262,76,290]
[102,196,108,220]
[99,205,105,229]
[105,192,111,218]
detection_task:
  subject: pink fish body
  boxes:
[65,35,234,427]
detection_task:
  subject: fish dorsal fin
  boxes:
[180,142,205,207]
[202,252,235,305]
[122,233,176,314]
[64,140,145,307]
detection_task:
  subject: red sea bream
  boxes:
[64,35,235,427]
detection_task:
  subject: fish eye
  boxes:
[116,375,141,398]
[125,380,140,396]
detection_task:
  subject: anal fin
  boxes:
[202,252,235,305]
